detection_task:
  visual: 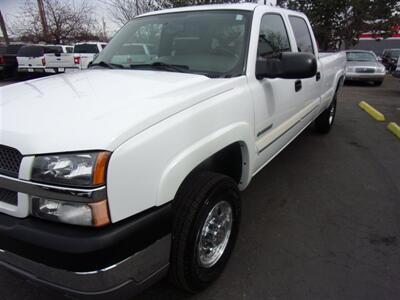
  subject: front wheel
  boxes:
[315,96,337,134]
[169,172,241,292]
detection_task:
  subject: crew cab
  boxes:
[0,3,345,299]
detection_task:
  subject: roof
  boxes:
[140,3,260,17]
[345,50,374,53]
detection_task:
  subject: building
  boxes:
[352,25,400,56]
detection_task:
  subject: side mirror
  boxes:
[377,56,382,62]
[256,52,317,79]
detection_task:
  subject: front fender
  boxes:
[157,122,253,207]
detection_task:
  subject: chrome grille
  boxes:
[355,68,375,73]
[0,188,18,206]
[0,145,23,178]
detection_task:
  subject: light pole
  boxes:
[0,10,10,45]
[37,0,49,42]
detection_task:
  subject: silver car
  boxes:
[345,50,386,86]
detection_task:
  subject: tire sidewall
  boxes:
[187,178,241,290]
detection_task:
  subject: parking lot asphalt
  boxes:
[0,76,399,300]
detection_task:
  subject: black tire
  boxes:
[374,80,383,86]
[169,172,241,293]
[315,96,337,134]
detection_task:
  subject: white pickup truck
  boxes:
[0,3,345,299]
[44,42,107,71]
[16,45,72,74]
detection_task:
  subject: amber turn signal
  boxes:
[89,200,111,227]
[92,152,111,186]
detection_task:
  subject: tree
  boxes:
[171,0,242,7]
[103,0,172,27]
[280,0,400,50]
[11,0,99,44]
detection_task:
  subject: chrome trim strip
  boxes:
[0,174,106,203]
[257,123,273,137]
[258,103,319,154]
[258,120,300,153]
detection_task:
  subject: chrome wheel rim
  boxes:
[197,200,233,268]
[329,102,336,125]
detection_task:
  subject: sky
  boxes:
[0,0,120,37]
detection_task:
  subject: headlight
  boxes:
[346,66,353,73]
[32,151,110,187]
[31,197,110,227]
[378,66,386,73]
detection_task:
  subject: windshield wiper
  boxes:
[89,61,124,69]
[129,62,190,73]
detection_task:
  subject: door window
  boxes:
[289,16,314,54]
[258,14,291,59]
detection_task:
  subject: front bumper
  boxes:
[345,72,385,82]
[0,233,170,299]
[0,172,172,298]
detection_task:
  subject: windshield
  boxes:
[93,10,251,78]
[346,52,376,62]
[387,50,400,58]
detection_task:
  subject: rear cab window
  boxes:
[17,46,45,57]
[7,44,25,55]
[44,46,63,54]
[74,44,100,54]
[289,16,314,54]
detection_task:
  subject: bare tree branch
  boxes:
[102,0,172,27]
[11,0,102,44]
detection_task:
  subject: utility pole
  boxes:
[37,0,49,42]
[102,17,107,41]
[0,10,10,45]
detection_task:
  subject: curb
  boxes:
[358,101,385,121]
[387,122,400,140]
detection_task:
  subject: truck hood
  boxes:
[0,70,234,155]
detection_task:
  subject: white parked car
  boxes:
[0,3,345,299]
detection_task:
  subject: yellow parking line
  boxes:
[387,122,400,140]
[358,101,385,121]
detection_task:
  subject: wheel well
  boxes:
[191,142,244,184]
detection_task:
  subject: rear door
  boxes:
[288,14,322,118]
